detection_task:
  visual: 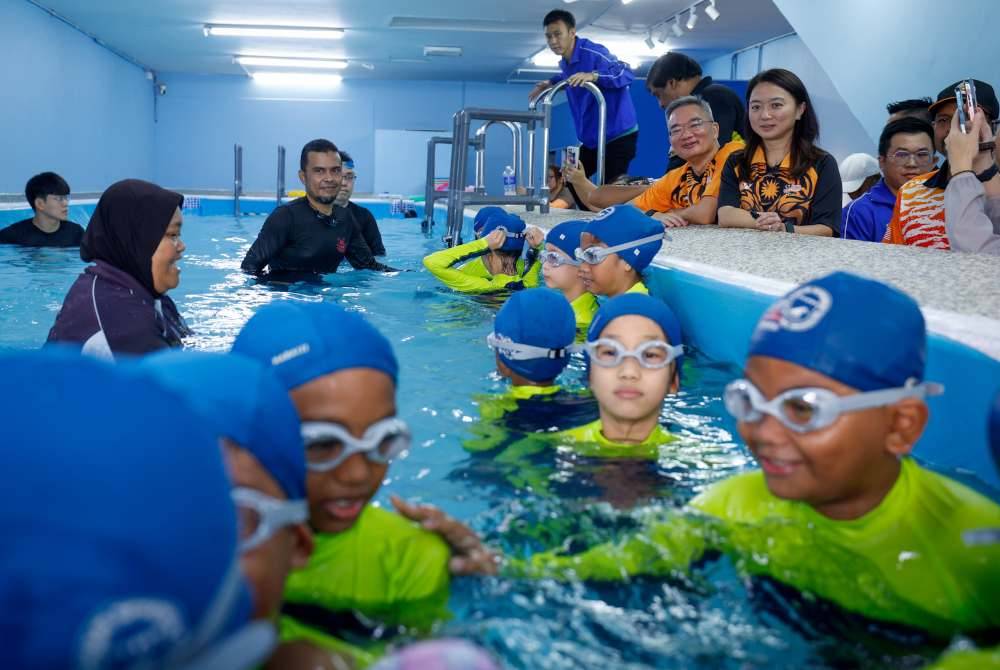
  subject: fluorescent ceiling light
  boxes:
[423,46,462,57]
[250,72,343,85]
[686,7,699,30]
[705,0,721,20]
[531,48,561,67]
[621,0,635,4]
[671,17,684,37]
[204,24,344,39]
[235,56,348,70]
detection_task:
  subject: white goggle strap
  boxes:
[833,380,944,414]
[487,333,580,360]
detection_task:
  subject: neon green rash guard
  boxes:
[422,237,540,294]
[927,646,1000,670]
[280,505,452,663]
[507,457,1000,637]
[555,419,676,459]
[570,292,599,335]
[625,280,649,295]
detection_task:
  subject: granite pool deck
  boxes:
[468,205,1000,360]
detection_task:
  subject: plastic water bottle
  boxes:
[503,165,516,196]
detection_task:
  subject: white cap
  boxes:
[839,153,881,192]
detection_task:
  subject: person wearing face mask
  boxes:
[506,272,1000,639]
[232,301,494,664]
[46,178,192,358]
[718,69,843,236]
[555,293,683,459]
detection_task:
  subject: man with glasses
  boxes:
[334,151,385,256]
[0,171,83,247]
[884,79,999,249]
[843,118,936,241]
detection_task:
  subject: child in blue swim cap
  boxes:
[509,272,1000,639]
[539,219,599,334]
[576,206,665,297]
[423,211,542,294]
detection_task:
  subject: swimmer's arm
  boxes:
[242,207,292,274]
[423,239,508,293]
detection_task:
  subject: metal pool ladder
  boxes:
[436,80,606,246]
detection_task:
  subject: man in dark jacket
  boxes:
[241,139,396,277]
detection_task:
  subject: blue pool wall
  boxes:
[3,198,997,491]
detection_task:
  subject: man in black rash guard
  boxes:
[0,172,84,247]
[334,151,386,256]
[241,139,396,277]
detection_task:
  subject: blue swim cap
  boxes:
[480,213,526,253]
[748,271,926,392]
[0,349,269,669]
[232,300,398,390]
[583,206,664,272]
[587,293,684,361]
[473,206,507,236]
[546,219,588,259]
[139,350,306,501]
[493,288,576,382]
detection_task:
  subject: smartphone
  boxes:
[566,145,579,167]
[955,80,977,134]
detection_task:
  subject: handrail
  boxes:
[233,144,243,217]
[424,135,453,230]
[276,145,286,205]
[473,120,522,193]
[528,79,606,187]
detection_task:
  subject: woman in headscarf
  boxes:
[47,179,191,358]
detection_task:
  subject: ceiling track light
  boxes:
[686,6,699,30]
[671,17,684,37]
[657,24,671,43]
[705,0,721,20]
[644,31,655,49]
[204,24,344,39]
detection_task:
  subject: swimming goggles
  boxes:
[493,225,525,240]
[539,249,581,267]
[486,332,579,360]
[574,232,667,265]
[723,378,943,434]
[585,338,684,369]
[300,417,411,473]
[231,487,308,553]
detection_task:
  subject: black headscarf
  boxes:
[81,179,184,296]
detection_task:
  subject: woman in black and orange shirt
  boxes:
[718,68,842,236]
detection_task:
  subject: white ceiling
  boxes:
[34,0,792,81]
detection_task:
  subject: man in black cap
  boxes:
[883,79,998,249]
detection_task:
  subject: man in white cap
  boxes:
[838,153,880,207]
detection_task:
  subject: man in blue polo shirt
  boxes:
[842,117,936,242]
[529,9,638,184]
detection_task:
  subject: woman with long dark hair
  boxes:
[717,68,842,236]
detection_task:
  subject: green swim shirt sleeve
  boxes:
[422,238,527,294]
[503,513,710,581]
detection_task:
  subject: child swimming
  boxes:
[538,219,599,334]
[575,206,665,297]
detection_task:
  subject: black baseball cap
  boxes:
[929,79,999,121]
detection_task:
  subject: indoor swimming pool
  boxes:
[1,198,995,669]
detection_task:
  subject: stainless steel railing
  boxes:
[233,144,244,217]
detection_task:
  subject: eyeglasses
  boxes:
[585,338,684,369]
[539,249,580,267]
[342,174,357,182]
[47,195,70,204]
[668,118,708,138]
[231,487,308,553]
[486,332,578,361]
[301,417,410,473]
[574,232,667,265]
[723,378,942,434]
[887,149,935,166]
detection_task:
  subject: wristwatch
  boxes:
[592,71,600,81]
[976,163,999,182]
[783,219,795,233]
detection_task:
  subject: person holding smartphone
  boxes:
[883,80,999,249]
[943,106,1000,254]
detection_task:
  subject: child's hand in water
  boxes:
[391,495,500,576]
[485,228,507,250]
[525,226,545,248]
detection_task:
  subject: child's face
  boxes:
[223,441,311,620]
[291,368,397,534]
[542,243,583,292]
[739,356,902,516]
[589,315,677,424]
[577,232,633,297]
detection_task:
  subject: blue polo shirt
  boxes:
[549,37,638,149]
[842,178,896,242]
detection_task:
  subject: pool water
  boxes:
[0,211,953,668]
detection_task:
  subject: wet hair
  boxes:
[300,138,340,171]
[647,52,702,89]
[543,9,575,29]
[877,117,935,157]
[25,172,69,211]
[886,98,932,122]
[338,150,354,166]
[666,95,714,121]
[739,68,822,180]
